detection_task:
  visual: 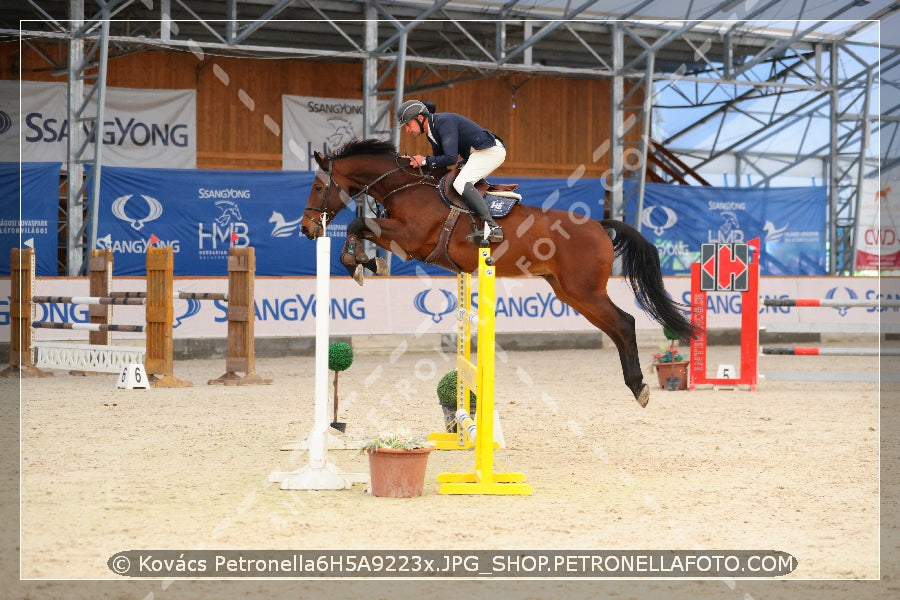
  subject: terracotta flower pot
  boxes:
[366,447,434,498]
[653,360,689,390]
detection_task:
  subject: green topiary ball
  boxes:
[328,342,354,372]
[436,370,476,408]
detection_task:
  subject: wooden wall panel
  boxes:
[4,43,642,176]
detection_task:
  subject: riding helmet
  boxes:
[397,100,429,124]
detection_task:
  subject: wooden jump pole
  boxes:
[3,246,266,386]
[209,247,272,386]
[144,246,191,387]
[0,248,50,378]
[88,248,113,346]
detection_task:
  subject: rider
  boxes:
[396,99,505,243]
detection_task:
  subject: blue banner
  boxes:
[0,162,61,276]
[98,166,358,276]
[624,181,826,275]
[98,167,606,277]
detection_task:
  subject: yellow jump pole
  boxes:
[438,243,531,495]
[428,269,476,449]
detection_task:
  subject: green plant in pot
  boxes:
[652,327,688,390]
[328,341,353,433]
[359,429,434,453]
[436,370,477,433]
[359,429,435,498]
[652,327,684,364]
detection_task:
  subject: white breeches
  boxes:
[453,140,506,194]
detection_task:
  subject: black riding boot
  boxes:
[460,182,503,243]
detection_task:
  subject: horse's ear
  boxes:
[313,151,326,169]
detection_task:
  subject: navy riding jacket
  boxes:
[423,112,502,169]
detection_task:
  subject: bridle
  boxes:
[303,160,347,238]
[304,156,439,237]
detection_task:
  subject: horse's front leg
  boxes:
[340,219,389,285]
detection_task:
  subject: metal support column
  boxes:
[65,1,110,275]
[634,51,655,234]
[609,24,624,222]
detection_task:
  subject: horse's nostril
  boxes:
[300,225,308,237]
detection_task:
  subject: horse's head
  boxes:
[301,150,355,239]
[301,138,405,239]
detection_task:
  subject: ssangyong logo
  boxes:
[641,205,678,236]
[413,288,457,323]
[173,299,201,328]
[825,286,858,317]
[111,194,163,230]
[0,110,11,135]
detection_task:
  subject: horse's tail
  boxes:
[600,219,700,340]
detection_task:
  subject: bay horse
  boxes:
[301,138,697,407]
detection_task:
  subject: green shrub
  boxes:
[328,342,354,372]
[436,370,477,408]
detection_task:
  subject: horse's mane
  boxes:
[325,138,397,161]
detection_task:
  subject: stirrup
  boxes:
[466,223,503,243]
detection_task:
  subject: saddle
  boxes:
[439,170,522,218]
[425,172,523,273]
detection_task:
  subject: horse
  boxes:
[301,138,698,407]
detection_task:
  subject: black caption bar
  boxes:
[108,550,797,578]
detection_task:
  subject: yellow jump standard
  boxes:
[436,244,531,496]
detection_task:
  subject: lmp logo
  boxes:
[641,205,678,236]
[0,110,11,135]
[269,210,303,237]
[825,287,858,317]
[112,194,163,230]
[763,220,789,242]
[413,288,457,323]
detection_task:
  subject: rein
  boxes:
[306,156,439,234]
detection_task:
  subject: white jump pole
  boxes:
[269,225,367,490]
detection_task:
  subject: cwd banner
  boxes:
[855,175,900,271]
[281,95,388,171]
[624,181,827,276]
[0,80,196,168]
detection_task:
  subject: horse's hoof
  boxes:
[634,384,650,408]
[374,257,388,275]
[351,265,365,286]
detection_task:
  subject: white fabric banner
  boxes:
[855,173,900,272]
[282,95,387,171]
[0,80,196,168]
[0,80,67,163]
[0,275,889,343]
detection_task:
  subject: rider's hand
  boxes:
[407,155,427,168]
